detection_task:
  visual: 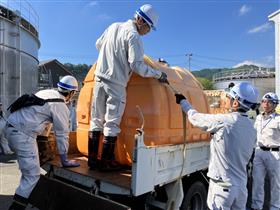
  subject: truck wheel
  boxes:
[180,181,207,210]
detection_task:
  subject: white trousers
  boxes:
[90,78,126,137]
[5,126,40,198]
[207,179,247,210]
[0,135,13,154]
[0,118,12,154]
[252,148,280,210]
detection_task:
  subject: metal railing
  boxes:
[213,68,275,82]
[0,0,39,36]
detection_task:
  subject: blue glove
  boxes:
[60,154,80,167]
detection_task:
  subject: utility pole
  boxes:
[185,53,193,71]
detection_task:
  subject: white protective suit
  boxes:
[252,112,280,210]
[180,100,256,210]
[5,89,70,198]
[90,19,162,136]
[0,115,13,154]
[69,102,77,131]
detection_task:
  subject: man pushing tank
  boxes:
[175,82,259,210]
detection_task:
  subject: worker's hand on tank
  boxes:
[158,72,168,84]
[60,154,80,167]
[175,94,186,104]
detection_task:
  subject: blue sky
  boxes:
[27,0,280,70]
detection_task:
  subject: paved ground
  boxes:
[0,153,38,210]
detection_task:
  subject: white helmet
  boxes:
[228,82,259,110]
[262,92,279,104]
[57,75,78,92]
[136,4,159,30]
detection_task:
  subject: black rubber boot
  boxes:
[8,194,28,210]
[88,131,101,170]
[100,136,122,172]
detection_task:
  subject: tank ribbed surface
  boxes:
[77,56,210,165]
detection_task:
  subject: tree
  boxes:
[196,77,214,90]
[64,63,91,83]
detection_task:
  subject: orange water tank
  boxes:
[76,56,210,166]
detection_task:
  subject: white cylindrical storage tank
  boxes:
[0,1,40,112]
[213,69,275,101]
[214,78,275,99]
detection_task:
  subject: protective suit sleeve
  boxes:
[128,34,162,79]
[96,27,109,51]
[50,103,70,155]
[186,109,225,134]
[180,99,192,112]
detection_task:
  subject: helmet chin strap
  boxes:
[64,91,75,104]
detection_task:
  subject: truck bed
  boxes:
[43,154,132,194]
[42,133,210,197]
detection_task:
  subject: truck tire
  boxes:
[180,181,207,210]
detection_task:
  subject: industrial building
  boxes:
[269,9,280,97]
[213,68,275,99]
[38,59,73,90]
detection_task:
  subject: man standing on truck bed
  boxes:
[175,82,259,210]
[251,92,280,210]
[6,76,80,210]
[88,4,168,171]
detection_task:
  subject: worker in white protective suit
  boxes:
[0,102,13,154]
[6,75,80,210]
[175,82,259,210]
[88,4,169,171]
[251,92,280,210]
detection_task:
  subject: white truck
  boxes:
[31,129,210,210]
[29,58,211,210]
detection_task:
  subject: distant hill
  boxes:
[64,63,92,83]
[192,65,275,80]
[64,63,275,84]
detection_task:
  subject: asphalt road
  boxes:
[0,153,38,210]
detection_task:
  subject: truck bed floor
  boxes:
[44,154,131,190]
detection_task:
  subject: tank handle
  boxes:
[164,83,179,94]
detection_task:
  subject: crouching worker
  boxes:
[175,82,259,210]
[6,75,80,210]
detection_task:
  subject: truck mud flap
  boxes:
[29,175,131,210]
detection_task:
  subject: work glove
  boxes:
[175,93,186,104]
[60,154,80,168]
[158,72,168,84]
